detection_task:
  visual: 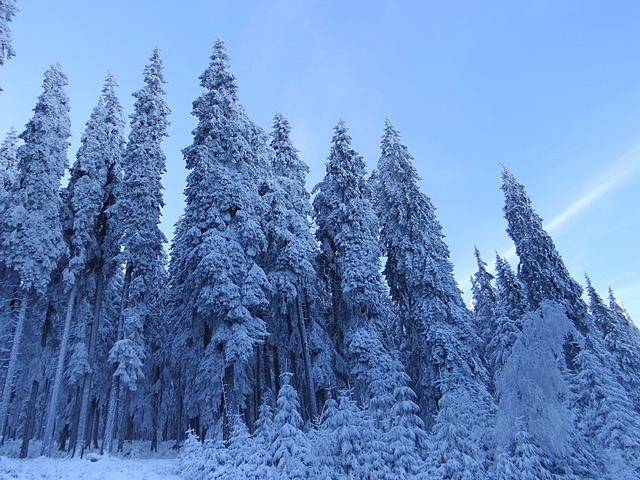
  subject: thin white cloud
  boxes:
[499,145,640,261]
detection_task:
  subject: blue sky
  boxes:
[1,0,639,319]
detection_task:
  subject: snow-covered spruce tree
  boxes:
[373,121,491,450]
[501,168,588,330]
[101,49,169,454]
[0,0,17,91]
[494,429,553,480]
[42,74,124,456]
[313,120,401,401]
[470,247,497,345]
[572,345,640,476]
[486,254,526,379]
[315,390,385,480]
[0,64,70,441]
[0,127,18,193]
[273,372,310,479]
[495,301,575,475]
[168,40,270,438]
[264,113,335,418]
[583,282,640,412]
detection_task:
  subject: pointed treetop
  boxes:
[199,39,237,100]
[270,113,308,184]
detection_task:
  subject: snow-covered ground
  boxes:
[0,456,180,480]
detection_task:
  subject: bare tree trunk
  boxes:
[102,266,132,454]
[101,383,119,454]
[117,388,127,451]
[19,380,39,458]
[222,364,235,443]
[74,273,105,457]
[42,282,79,456]
[0,292,29,442]
[91,401,99,449]
[296,293,318,419]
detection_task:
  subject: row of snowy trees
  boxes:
[1,17,640,479]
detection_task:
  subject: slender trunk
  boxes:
[91,401,99,448]
[222,364,235,443]
[42,282,79,456]
[0,292,29,442]
[150,389,159,452]
[101,383,119,454]
[74,273,105,457]
[68,386,82,454]
[117,388,127,451]
[296,293,318,419]
[174,375,183,446]
[19,380,39,458]
[102,266,132,454]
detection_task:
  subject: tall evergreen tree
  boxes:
[101,49,170,454]
[500,168,587,330]
[168,40,270,437]
[42,78,115,456]
[0,64,71,441]
[313,120,397,399]
[373,120,491,445]
[264,113,329,418]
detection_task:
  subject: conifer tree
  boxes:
[487,255,525,377]
[0,64,71,441]
[265,113,327,418]
[572,347,640,473]
[169,40,270,437]
[273,372,309,479]
[470,247,497,344]
[43,74,124,456]
[0,128,18,193]
[373,120,491,441]
[0,0,17,91]
[494,430,553,480]
[313,121,398,398]
[500,168,587,329]
[582,284,640,411]
[102,49,169,454]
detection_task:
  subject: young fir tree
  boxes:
[168,40,270,437]
[0,64,71,441]
[373,121,491,447]
[273,372,310,479]
[470,247,498,345]
[312,120,398,399]
[486,255,526,378]
[494,429,553,480]
[101,49,170,454]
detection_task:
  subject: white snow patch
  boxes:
[0,456,180,480]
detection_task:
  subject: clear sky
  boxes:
[1,1,639,319]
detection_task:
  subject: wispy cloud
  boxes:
[499,145,640,261]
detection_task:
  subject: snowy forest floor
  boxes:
[0,441,180,480]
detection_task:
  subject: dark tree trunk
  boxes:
[19,380,39,458]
